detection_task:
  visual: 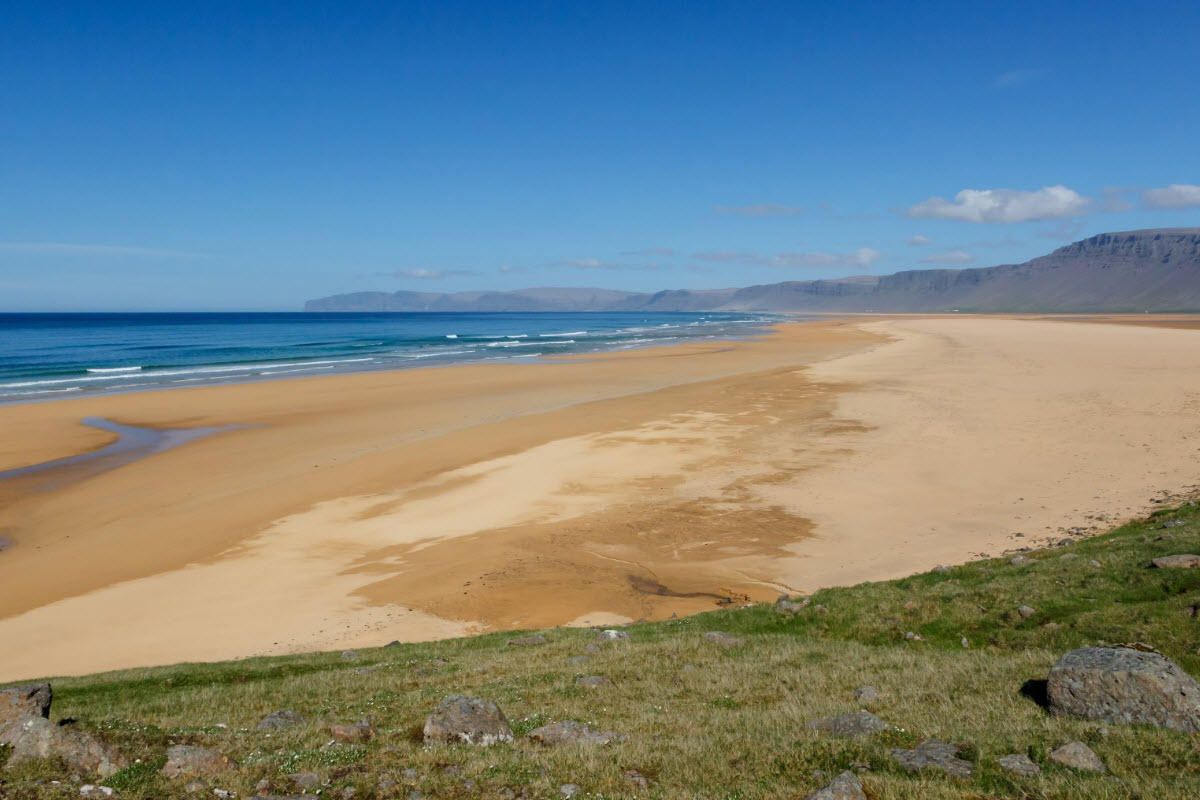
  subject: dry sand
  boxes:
[1,316,1198,681]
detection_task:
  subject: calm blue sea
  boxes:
[0,311,779,404]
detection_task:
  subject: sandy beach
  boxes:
[1,316,1199,681]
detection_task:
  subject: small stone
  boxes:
[559,785,581,798]
[341,650,360,660]
[961,637,969,648]
[932,565,951,573]
[803,770,867,800]
[507,635,547,647]
[889,740,973,777]
[904,631,923,641]
[1017,605,1036,619]
[290,772,320,789]
[423,695,514,746]
[997,753,1040,776]
[596,629,629,641]
[808,711,891,739]
[160,746,238,779]
[1152,554,1200,569]
[329,719,376,743]
[1010,555,1030,565]
[576,676,614,689]
[1048,741,1107,773]
[776,595,811,613]
[1088,560,1103,568]
[567,655,591,665]
[624,769,650,789]
[257,710,305,731]
[1060,553,1081,560]
[852,686,879,705]
[527,720,625,746]
[704,631,744,648]
[79,787,116,798]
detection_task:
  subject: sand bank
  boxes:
[1,317,1198,681]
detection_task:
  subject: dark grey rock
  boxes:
[289,772,320,789]
[257,710,305,731]
[704,631,744,648]
[423,695,513,746]
[340,650,360,660]
[527,720,625,747]
[889,740,973,777]
[852,686,879,705]
[1048,741,1106,772]
[997,753,1040,776]
[576,676,614,689]
[160,745,237,779]
[3,717,127,777]
[803,771,867,800]
[1047,645,1200,732]
[0,683,51,725]
[808,711,891,739]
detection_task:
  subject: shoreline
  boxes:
[2,315,1200,681]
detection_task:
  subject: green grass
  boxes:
[3,502,1200,798]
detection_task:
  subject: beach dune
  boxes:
[0,317,1198,681]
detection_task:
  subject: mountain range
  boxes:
[305,227,1200,313]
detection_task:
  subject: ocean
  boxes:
[0,311,779,404]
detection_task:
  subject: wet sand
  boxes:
[1,316,1199,681]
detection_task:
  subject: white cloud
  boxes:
[994,68,1045,88]
[907,235,932,246]
[919,250,974,265]
[714,203,805,217]
[0,241,203,258]
[906,185,1090,223]
[393,268,477,279]
[558,258,661,272]
[1142,184,1200,209]
[695,248,882,268]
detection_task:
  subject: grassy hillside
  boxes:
[4,501,1200,799]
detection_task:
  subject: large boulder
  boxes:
[1151,554,1200,569]
[422,695,513,746]
[1047,645,1200,732]
[808,711,891,739]
[0,684,52,726]
[526,720,625,747]
[889,740,973,777]
[160,745,238,779]
[1,683,125,777]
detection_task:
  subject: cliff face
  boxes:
[305,228,1200,313]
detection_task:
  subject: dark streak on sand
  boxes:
[0,417,246,492]
[628,574,746,605]
[0,535,12,554]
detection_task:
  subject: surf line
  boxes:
[0,416,248,492]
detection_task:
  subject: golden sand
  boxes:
[1,316,1198,681]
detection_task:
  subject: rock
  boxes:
[1010,555,1030,565]
[1017,605,1036,619]
[904,631,923,641]
[808,711,891,739]
[775,595,810,613]
[932,565,951,573]
[423,695,513,746]
[1060,553,1081,560]
[257,710,305,731]
[575,676,614,689]
[1047,645,1200,732]
[79,786,116,798]
[1048,741,1107,773]
[567,655,591,665]
[889,740,973,777]
[559,785,581,798]
[507,635,547,647]
[852,686,879,705]
[160,745,238,779]
[329,719,376,743]
[528,720,625,746]
[340,650,360,660]
[384,640,401,647]
[960,637,969,649]
[704,631,744,648]
[1088,559,1103,568]
[624,769,650,789]
[290,772,320,789]
[1152,554,1200,569]
[596,629,629,641]
[803,770,867,800]
[997,753,1041,776]
[0,683,52,725]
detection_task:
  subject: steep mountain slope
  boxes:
[305,228,1200,313]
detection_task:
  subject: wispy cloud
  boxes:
[906,234,932,246]
[390,268,478,279]
[1142,184,1200,209]
[0,241,204,258]
[994,68,1045,88]
[906,185,1090,223]
[919,249,974,265]
[559,258,662,271]
[621,247,675,256]
[695,248,882,268]
[1100,186,1136,212]
[714,203,804,217]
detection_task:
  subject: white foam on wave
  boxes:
[445,334,458,339]
[0,357,374,389]
[86,366,142,374]
[539,331,587,337]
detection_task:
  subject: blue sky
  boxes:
[2,1,1198,311]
